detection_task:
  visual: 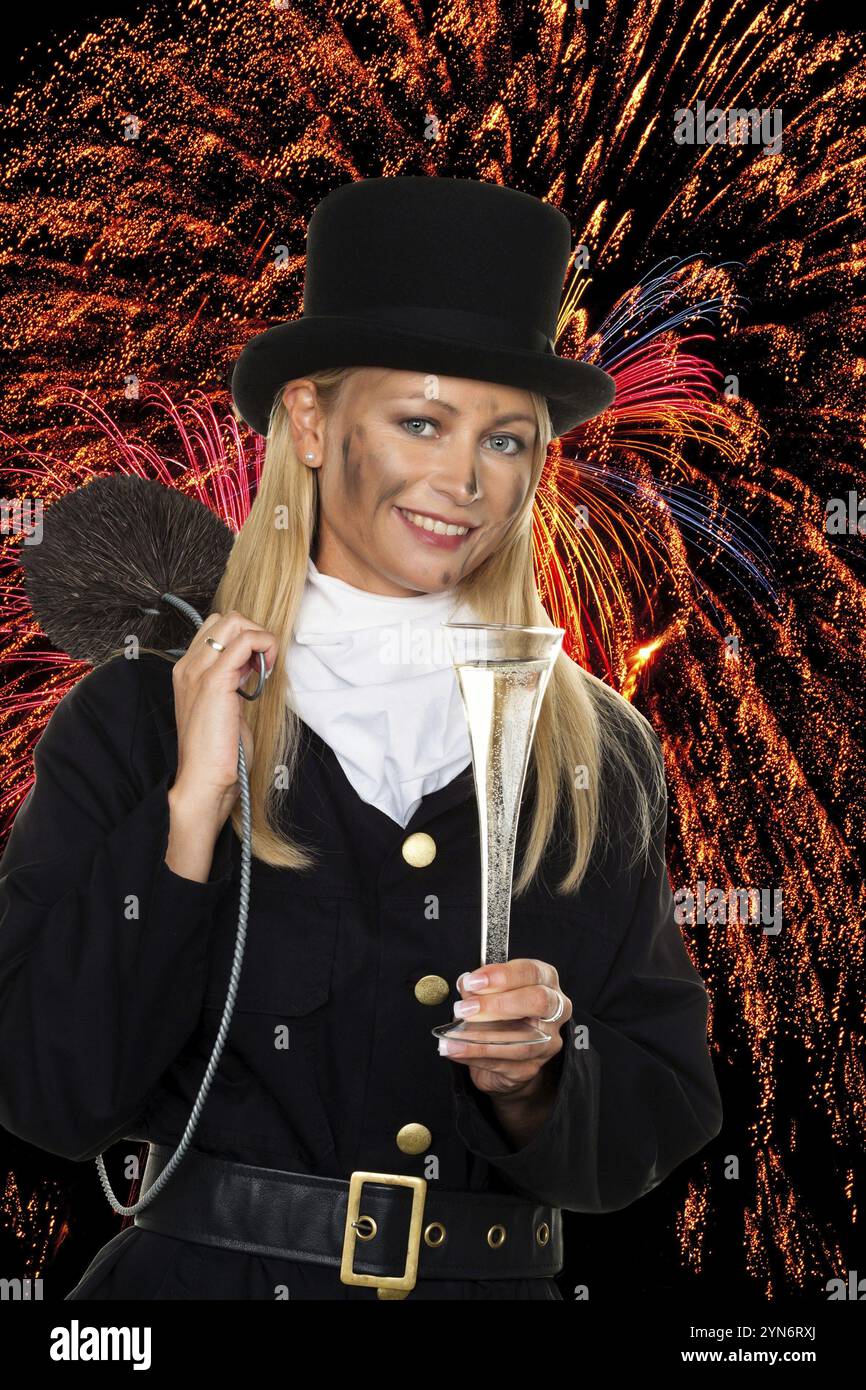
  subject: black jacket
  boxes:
[0,653,722,1299]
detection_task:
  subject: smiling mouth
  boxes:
[395,505,478,537]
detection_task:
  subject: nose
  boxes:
[425,437,481,504]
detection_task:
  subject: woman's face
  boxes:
[282,367,540,596]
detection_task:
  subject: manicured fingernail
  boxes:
[463,973,489,991]
[454,999,480,1017]
[439,1039,466,1055]
[265,665,273,679]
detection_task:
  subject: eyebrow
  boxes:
[395,392,537,430]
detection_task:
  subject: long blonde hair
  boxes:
[210,366,665,897]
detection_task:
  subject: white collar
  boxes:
[285,557,477,826]
[297,555,464,640]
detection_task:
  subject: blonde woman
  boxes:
[0,177,722,1300]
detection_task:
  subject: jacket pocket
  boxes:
[203,888,339,1017]
[198,888,341,1165]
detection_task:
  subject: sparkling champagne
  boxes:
[431,622,564,1048]
[456,657,551,964]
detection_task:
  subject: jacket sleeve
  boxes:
[0,657,236,1163]
[447,773,723,1213]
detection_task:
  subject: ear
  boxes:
[281,379,326,465]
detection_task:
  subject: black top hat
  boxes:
[230,176,615,439]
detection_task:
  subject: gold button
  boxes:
[396,1122,432,1154]
[414,974,450,1006]
[401,832,436,868]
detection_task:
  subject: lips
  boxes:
[393,505,477,550]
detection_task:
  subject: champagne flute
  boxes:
[431,621,564,1048]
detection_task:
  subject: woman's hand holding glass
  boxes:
[439,958,573,1103]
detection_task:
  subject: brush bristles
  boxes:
[20,475,235,663]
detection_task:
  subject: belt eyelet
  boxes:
[535,1221,550,1246]
[423,1221,446,1248]
[353,1215,377,1241]
[486,1223,507,1248]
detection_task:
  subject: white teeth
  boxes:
[398,507,469,536]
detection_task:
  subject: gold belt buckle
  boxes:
[340,1170,427,1294]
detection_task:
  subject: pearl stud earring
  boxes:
[304,452,315,461]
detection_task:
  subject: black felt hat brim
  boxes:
[230,315,616,440]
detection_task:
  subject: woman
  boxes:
[0,177,723,1300]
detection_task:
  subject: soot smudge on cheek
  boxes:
[340,428,364,501]
[509,475,528,517]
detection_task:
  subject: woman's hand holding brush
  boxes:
[165,611,279,878]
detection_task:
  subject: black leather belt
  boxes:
[133,1142,564,1296]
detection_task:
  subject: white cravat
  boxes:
[285,557,477,827]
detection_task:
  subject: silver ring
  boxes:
[205,636,226,652]
[539,989,565,1024]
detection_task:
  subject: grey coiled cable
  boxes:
[95,593,266,1215]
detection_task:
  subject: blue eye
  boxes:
[486,434,522,455]
[400,418,524,454]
